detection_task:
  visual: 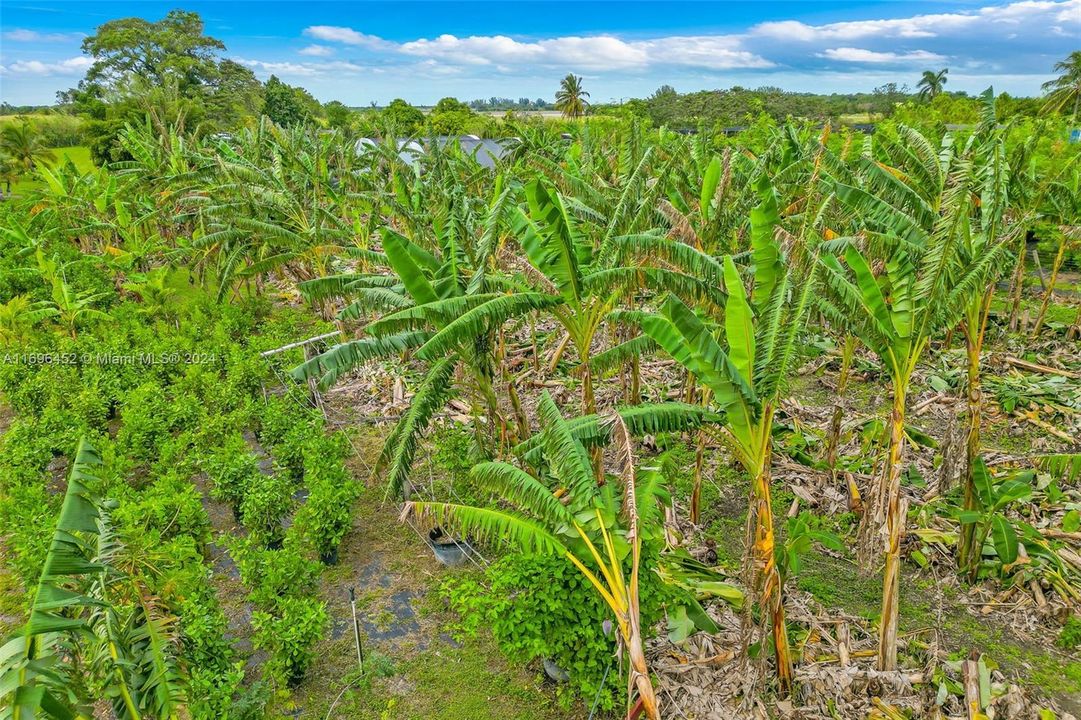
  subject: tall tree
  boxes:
[916,68,949,101]
[1041,50,1081,120]
[65,10,260,161]
[79,10,226,93]
[555,74,590,118]
[262,75,319,127]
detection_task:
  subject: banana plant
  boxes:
[292,184,533,497]
[640,178,817,692]
[0,440,186,720]
[0,295,58,345]
[34,252,111,338]
[957,457,1032,579]
[956,93,1019,570]
[406,394,736,720]
[816,139,1007,668]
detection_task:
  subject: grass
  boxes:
[282,428,582,720]
[795,549,1081,711]
[9,145,95,194]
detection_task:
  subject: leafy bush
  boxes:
[294,433,357,560]
[202,433,261,518]
[116,382,174,461]
[444,551,679,711]
[228,537,321,609]
[1058,615,1081,650]
[251,596,329,686]
[113,473,210,544]
[239,471,294,546]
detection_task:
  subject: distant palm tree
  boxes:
[0,120,55,184]
[555,74,590,118]
[916,68,948,101]
[1041,51,1081,120]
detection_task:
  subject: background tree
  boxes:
[381,98,425,134]
[64,9,261,161]
[323,100,356,130]
[262,75,320,128]
[428,97,482,135]
[1041,51,1081,120]
[917,68,949,101]
[0,121,55,185]
[555,74,590,118]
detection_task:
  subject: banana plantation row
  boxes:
[1,91,1079,718]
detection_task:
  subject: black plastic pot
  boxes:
[319,547,339,565]
[427,527,474,567]
[542,658,569,683]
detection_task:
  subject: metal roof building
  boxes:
[355,135,516,170]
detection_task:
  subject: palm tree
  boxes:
[0,120,55,183]
[1041,51,1081,120]
[555,74,590,119]
[916,69,948,101]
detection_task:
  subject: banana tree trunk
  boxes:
[691,430,705,525]
[959,330,982,570]
[751,459,792,691]
[1069,305,1081,340]
[626,610,659,720]
[1030,231,1066,338]
[877,387,907,671]
[825,334,856,485]
[1007,233,1027,331]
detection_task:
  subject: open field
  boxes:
[2,109,1079,720]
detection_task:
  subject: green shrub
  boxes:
[294,433,357,560]
[1058,616,1081,650]
[444,550,679,712]
[116,382,174,461]
[113,474,211,544]
[239,471,294,546]
[251,596,329,686]
[228,537,321,609]
[203,433,261,518]
[0,482,58,584]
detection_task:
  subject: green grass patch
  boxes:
[9,145,95,194]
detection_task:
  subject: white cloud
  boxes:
[636,36,774,70]
[233,57,369,78]
[297,0,1073,76]
[0,56,91,76]
[398,33,771,71]
[298,44,333,57]
[819,47,947,64]
[303,25,393,50]
[752,0,1079,42]
[2,29,83,43]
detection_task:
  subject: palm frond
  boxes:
[409,502,567,555]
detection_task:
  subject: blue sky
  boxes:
[1,1,1078,105]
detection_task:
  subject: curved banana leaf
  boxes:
[380,229,438,305]
[290,330,429,389]
[416,293,564,362]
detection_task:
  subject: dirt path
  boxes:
[284,428,580,719]
[191,471,263,679]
